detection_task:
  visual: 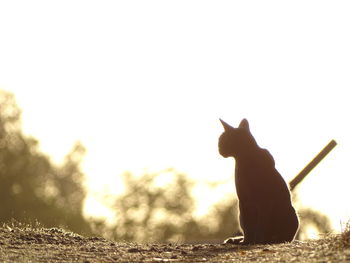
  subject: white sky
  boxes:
[1,1,349,232]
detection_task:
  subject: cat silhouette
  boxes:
[218,118,299,245]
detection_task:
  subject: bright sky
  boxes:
[1,1,349,232]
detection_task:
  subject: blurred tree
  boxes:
[98,170,205,242]
[0,90,91,234]
[296,207,332,240]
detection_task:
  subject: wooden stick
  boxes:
[289,139,337,191]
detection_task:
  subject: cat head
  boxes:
[218,118,257,159]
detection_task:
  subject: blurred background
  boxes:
[0,1,349,242]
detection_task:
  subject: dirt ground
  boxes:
[1,225,350,263]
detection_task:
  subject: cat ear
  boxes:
[239,119,250,131]
[220,119,234,131]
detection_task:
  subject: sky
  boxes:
[0,1,350,233]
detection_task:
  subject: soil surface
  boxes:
[0,225,349,263]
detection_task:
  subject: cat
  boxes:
[218,118,299,245]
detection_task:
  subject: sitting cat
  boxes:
[218,118,299,245]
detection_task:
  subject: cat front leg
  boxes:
[222,205,259,245]
[237,202,262,245]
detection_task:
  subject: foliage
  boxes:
[96,170,209,242]
[296,208,333,240]
[0,90,91,235]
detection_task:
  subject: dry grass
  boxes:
[337,223,350,249]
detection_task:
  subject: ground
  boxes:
[0,225,350,263]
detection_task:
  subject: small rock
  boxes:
[192,246,202,251]
[128,248,140,253]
